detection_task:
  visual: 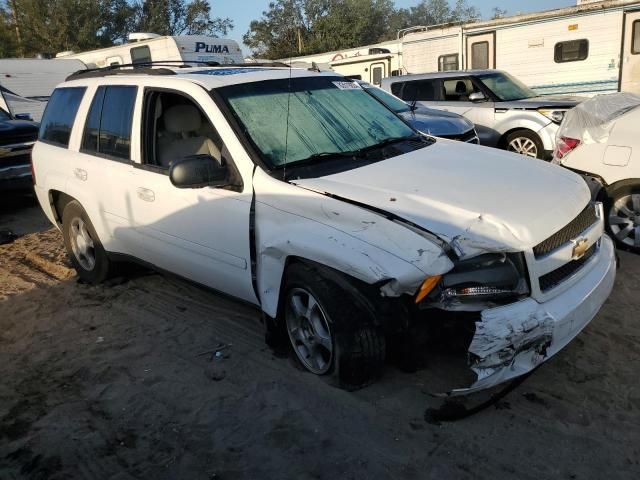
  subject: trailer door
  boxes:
[621,11,640,93]
[466,32,495,69]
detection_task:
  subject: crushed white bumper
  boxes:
[448,234,616,396]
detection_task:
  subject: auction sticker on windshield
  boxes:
[332,81,361,90]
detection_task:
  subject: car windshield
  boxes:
[362,85,411,113]
[0,108,11,121]
[476,72,538,101]
[218,76,416,168]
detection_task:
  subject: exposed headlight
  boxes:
[415,253,530,310]
[539,108,566,124]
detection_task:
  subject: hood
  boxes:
[0,119,39,139]
[500,95,586,109]
[399,107,475,137]
[292,140,590,255]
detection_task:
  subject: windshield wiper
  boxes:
[285,135,426,169]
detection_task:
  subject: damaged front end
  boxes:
[410,229,616,396]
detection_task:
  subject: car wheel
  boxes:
[505,130,544,159]
[62,200,112,284]
[283,262,385,389]
[606,186,640,252]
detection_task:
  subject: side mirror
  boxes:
[14,113,33,121]
[169,154,229,189]
[468,92,487,103]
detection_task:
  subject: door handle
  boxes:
[136,187,155,202]
[74,168,87,181]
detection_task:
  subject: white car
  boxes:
[553,93,640,252]
[32,65,616,395]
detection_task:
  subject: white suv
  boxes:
[32,65,616,395]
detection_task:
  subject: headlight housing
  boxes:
[416,253,530,311]
[539,108,567,124]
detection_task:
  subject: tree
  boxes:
[491,6,507,19]
[0,0,232,58]
[244,0,398,59]
[132,0,232,37]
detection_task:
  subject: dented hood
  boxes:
[292,140,590,253]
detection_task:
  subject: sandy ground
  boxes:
[0,198,639,479]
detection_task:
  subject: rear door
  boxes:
[620,11,640,93]
[465,32,496,69]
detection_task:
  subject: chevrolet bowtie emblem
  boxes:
[571,238,589,259]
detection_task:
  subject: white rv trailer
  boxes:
[276,39,402,85]
[0,58,86,120]
[400,0,640,96]
[56,33,244,68]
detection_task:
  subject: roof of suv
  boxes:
[63,65,340,89]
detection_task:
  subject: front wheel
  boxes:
[606,186,640,252]
[62,200,113,283]
[283,262,385,389]
[505,130,544,159]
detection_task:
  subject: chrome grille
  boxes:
[538,244,597,292]
[533,204,598,259]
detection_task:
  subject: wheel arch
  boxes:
[497,126,540,149]
[48,190,76,228]
[604,178,640,197]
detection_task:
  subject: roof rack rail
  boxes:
[66,60,292,81]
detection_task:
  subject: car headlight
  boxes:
[415,253,530,310]
[539,108,566,124]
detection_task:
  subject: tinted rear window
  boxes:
[399,80,438,101]
[81,85,137,160]
[39,87,86,147]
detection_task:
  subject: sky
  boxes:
[212,0,576,50]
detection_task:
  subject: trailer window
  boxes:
[372,66,383,85]
[131,45,152,66]
[471,42,489,69]
[39,87,86,148]
[438,54,459,71]
[81,86,137,161]
[554,40,589,63]
[633,20,640,55]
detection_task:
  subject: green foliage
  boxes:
[245,0,485,59]
[0,0,232,58]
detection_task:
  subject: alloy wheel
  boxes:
[609,193,640,249]
[507,137,538,158]
[285,287,333,374]
[69,217,96,271]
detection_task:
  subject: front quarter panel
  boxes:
[252,169,454,317]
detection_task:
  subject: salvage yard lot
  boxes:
[1,199,639,479]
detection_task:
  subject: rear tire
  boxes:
[605,184,640,252]
[505,129,544,159]
[282,262,385,389]
[62,200,112,284]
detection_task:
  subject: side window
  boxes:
[554,39,589,63]
[131,46,151,66]
[632,21,640,54]
[438,54,459,71]
[390,82,403,97]
[399,80,439,102]
[442,78,479,101]
[81,85,137,160]
[471,42,489,69]
[141,90,225,171]
[39,87,86,147]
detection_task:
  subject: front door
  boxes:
[465,32,496,70]
[428,77,497,145]
[621,11,640,93]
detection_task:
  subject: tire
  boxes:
[61,200,112,284]
[505,129,545,159]
[605,184,640,252]
[282,262,385,389]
